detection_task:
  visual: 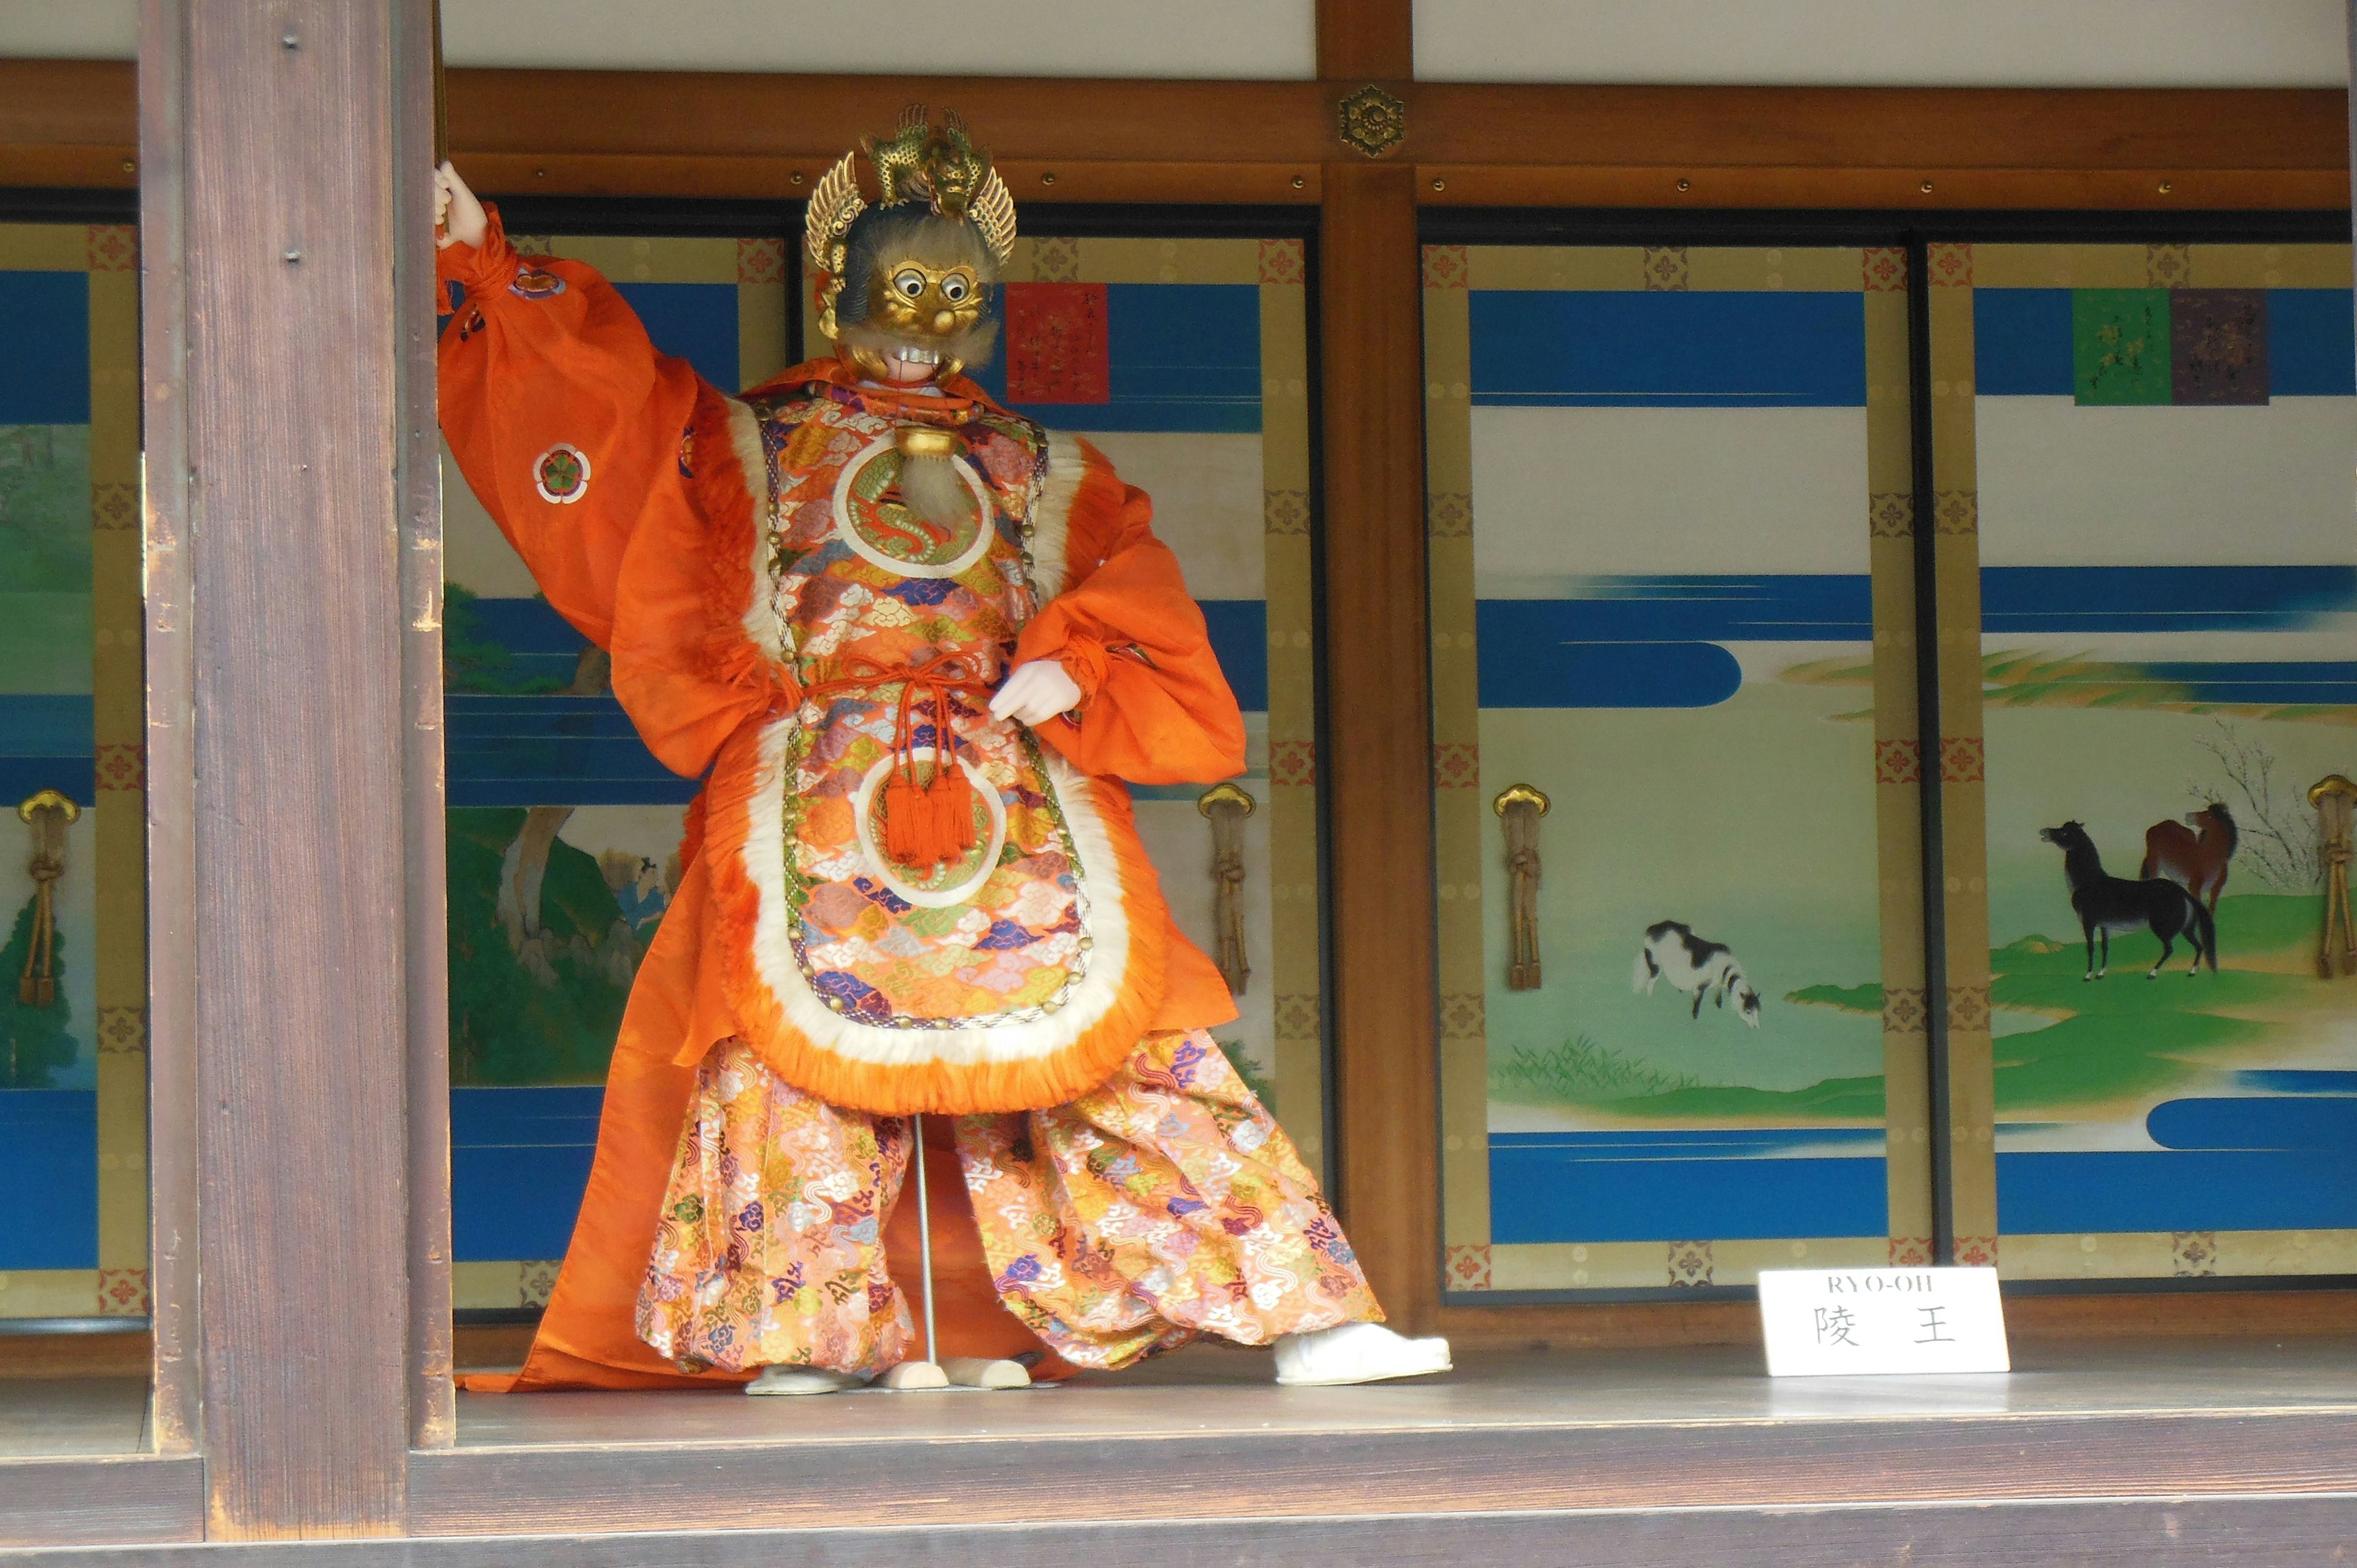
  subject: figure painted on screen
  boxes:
[433,107,1449,1395]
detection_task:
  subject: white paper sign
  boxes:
[1757,1267,2010,1377]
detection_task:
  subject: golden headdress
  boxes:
[804,105,1018,340]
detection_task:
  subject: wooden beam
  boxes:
[403,1402,2357,1537]
[4,60,2346,209]
[1319,158,1440,1330]
[161,0,420,1536]
[1318,0,1413,82]
[0,1456,205,1548]
[15,1496,2357,1567]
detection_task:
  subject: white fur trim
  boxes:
[1028,430,1092,601]
[740,716,1136,1068]
[726,395,791,663]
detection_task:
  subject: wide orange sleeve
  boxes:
[436,206,703,652]
[437,206,782,779]
[1014,441,1249,785]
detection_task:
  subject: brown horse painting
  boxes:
[2141,802,2238,913]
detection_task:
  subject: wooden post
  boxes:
[145,0,430,1535]
[137,0,201,1462]
[1317,0,1439,1329]
[398,0,457,1453]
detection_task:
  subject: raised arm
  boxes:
[435,164,702,652]
[1009,436,1249,785]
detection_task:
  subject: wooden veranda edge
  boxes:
[2,60,2345,210]
[398,1406,2357,1539]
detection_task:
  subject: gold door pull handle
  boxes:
[2313,775,2357,978]
[1198,783,1256,997]
[16,790,79,1008]
[1493,784,1548,991]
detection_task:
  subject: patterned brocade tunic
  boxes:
[759,387,1097,1030]
[435,205,1249,1121]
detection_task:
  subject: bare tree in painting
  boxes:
[2188,719,2319,890]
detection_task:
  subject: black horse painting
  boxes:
[2040,821,2216,980]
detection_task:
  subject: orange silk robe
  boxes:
[438,210,1245,1387]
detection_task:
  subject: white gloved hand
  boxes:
[988,659,1083,727]
[435,161,487,250]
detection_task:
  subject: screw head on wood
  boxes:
[1675,178,1690,193]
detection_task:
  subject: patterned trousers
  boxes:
[635,1029,1382,1375]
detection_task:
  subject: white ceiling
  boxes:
[4,0,2347,85]
[1412,0,2351,86]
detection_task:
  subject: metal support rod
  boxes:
[911,1113,938,1364]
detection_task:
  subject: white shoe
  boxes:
[1274,1323,1453,1387]
[745,1365,869,1397]
[942,1356,1032,1389]
[875,1359,951,1391]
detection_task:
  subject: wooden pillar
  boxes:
[1317,1,1439,1328]
[142,0,436,1535]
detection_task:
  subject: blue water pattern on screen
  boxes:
[451,1087,604,1261]
[969,283,1262,433]
[0,271,91,424]
[1469,290,1867,407]
[0,1092,97,1269]
[1974,287,2354,398]
[0,693,95,806]
[1489,1128,1888,1244]
[1475,566,2357,709]
[1997,1077,2357,1234]
[613,281,741,392]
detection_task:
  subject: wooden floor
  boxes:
[448,1337,2357,1448]
[11,1337,2357,1461]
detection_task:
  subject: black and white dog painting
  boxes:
[1633,921,1762,1027]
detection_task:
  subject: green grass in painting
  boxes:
[444,583,568,695]
[1490,1034,1700,1103]
[0,894,79,1087]
[1601,1075,1887,1121]
[1215,1038,1277,1107]
[1782,651,2357,728]
[447,808,638,1086]
[1984,893,2320,1113]
[1787,982,1880,1016]
[0,594,93,694]
[0,427,92,593]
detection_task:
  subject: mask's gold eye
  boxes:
[892,269,926,299]
[940,274,970,304]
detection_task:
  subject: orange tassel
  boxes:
[884,774,926,863]
[928,762,977,860]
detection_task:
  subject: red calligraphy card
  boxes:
[1005,282,1111,404]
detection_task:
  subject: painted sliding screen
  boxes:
[1426,244,1933,1296]
[1939,241,2357,1283]
[0,220,147,1324]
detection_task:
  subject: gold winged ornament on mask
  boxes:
[803,105,1017,342]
